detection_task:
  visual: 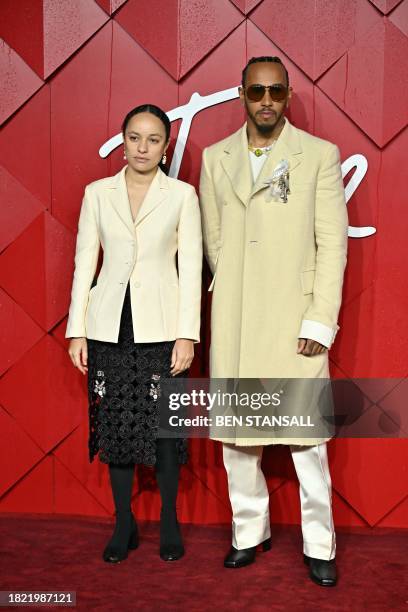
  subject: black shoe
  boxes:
[159,508,184,561]
[103,511,139,563]
[304,554,337,586]
[224,537,271,568]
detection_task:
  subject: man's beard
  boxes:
[256,122,277,135]
[246,104,281,134]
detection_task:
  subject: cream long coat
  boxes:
[66,165,202,343]
[199,118,348,446]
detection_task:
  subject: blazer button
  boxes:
[134,281,141,288]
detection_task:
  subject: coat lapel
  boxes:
[250,118,303,199]
[220,126,253,207]
[220,118,304,205]
[106,165,168,235]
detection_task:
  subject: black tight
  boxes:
[155,438,180,511]
[108,438,180,514]
[107,439,182,556]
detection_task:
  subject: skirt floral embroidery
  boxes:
[87,282,188,466]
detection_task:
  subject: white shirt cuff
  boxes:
[298,319,339,349]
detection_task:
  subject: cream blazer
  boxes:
[65,165,202,343]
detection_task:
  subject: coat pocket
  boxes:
[300,268,316,295]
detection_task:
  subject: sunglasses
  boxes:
[244,83,288,103]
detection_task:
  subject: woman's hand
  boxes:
[68,338,88,375]
[170,339,194,376]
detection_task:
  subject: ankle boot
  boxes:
[103,510,139,563]
[224,537,271,568]
[159,507,184,561]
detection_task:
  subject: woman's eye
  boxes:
[129,136,137,141]
[150,139,159,144]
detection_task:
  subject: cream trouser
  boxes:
[222,442,336,560]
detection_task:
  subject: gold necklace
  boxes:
[248,140,277,157]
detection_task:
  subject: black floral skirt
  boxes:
[86,282,188,466]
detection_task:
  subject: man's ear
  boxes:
[286,87,293,108]
[238,86,245,105]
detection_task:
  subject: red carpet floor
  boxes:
[0,515,407,611]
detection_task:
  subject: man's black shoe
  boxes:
[304,554,337,586]
[224,538,271,568]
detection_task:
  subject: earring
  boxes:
[162,153,167,164]
[123,149,127,160]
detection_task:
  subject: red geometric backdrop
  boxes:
[1,0,407,529]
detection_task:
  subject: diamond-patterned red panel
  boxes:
[378,383,408,440]
[0,335,86,454]
[377,495,408,528]
[390,1,408,47]
[0,85,51,206]
[42,0,109,78]
[0,288,44,377]
[54,421,113,514]
[230,0,264,14]
[178,22,247,185]
[0,213,75,331]
[375,128,408,313]
[108,21,179,151]
[369,0,404,13]
[0,1,45,78]
[50,316,69,349]
[95,0,128,15]
[329,439,408,526]
[50,24,112,232]
[318,19,408,146]
[0,39,43,125]
[54,457,109,517]
[115,0,244,80]
[0,0,109,79]
[0,405,44,497]
[0,166,45,252]
[250,0,380,80]
[313,88,380,307]
[331,490,368,527]
[0,456,54,513]
[331,283,408,378]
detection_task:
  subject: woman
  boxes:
[66,104,202,564]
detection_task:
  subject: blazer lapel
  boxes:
[106,165,168,235]
[250,118,303,199]
[134,166,168,227]
[220,125,253,207]
[105,165,134,235]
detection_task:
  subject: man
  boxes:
[199,56,348,586]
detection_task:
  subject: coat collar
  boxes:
[220,117,303,206]
[105,164,169,235]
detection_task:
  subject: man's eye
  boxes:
[150,139,159,144]
[129,136,137,141]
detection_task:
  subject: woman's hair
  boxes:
[122,104,171,174]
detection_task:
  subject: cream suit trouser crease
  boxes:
[222,442,336,560]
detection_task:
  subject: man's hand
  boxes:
[68,338,88,374]
[297,338,327,356]
[170,339,194,376]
